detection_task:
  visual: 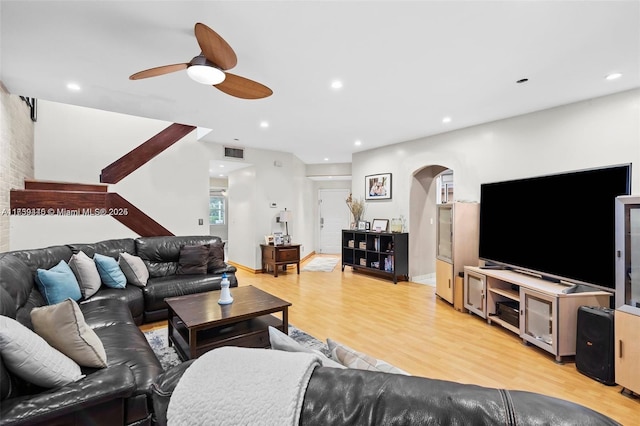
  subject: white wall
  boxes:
[1,88,34,251]
[10,101,211,249]
[227,146,315,270]
[353,89,640,277]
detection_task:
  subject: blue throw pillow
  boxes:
[35,260,82,305]
[93,253,126,289]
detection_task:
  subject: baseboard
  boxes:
[226,261,260,274]
[228,250,317,274]
[301,251,316,263]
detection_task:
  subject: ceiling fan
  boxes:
[129,22,272,99]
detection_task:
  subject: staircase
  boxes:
[9,122,197,237]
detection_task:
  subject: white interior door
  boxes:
[318,188,351,254]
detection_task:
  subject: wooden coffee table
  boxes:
[165,285,291,360]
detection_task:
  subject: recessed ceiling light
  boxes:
[442,117,452,124]
[66,83,81,91]
[219,164,225,168]
[260,121,269,128]
[331,80,343,89]
[324,157,329,161]
[219,174,225,177]
[354,140,362,146]
[606,73,622,81]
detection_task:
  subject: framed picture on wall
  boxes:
[365,173,392,200]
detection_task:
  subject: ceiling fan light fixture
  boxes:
[187,64,226,85]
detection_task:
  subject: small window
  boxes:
[209,189,226,225]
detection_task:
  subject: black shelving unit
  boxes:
[341,229,408,283]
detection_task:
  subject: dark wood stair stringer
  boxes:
[10,186,174,237]
[106,193,173,237]
[100,123,196,184]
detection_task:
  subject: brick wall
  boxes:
[0,83,35,251]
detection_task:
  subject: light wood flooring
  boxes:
[143,255,639,425]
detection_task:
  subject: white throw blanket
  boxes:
[167,346,321,426]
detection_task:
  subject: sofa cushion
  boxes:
[82,285,144,325]
[68,250,102,298]
[31,298,107,368]
[10,245,74,275]
[136,236,226,278]
[0,315,84,388]
[67,238,136,260]
[0,254,33,317]
[94,253,127,289]
[327,338,409,375]
[143,275,224,313]
[118,252,149,287]
[83,299,162,396]
[176,245,209,275]
[35,260,82,305]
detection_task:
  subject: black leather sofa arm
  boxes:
[150,360,196,426]
[0,365,136,426]
[152,363,619,426]
[300,367,620,426]
[210,263,237,275]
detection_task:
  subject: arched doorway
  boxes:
[408,164,452,282]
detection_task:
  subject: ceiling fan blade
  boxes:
[215,73,273,99]
[129,63,188,80]
[194,22,237,70]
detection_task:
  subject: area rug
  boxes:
[302,256,339,272]
[144,325,329,370]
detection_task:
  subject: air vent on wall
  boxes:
[224,147,244,159]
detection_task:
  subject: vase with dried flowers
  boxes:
[346,193,366,225]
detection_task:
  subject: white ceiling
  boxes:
[2,1,639,166]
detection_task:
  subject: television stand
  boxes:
[464,266,612,362]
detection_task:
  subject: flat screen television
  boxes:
[479,164,631,290]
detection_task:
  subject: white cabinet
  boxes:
[435,203,478,304]
[464,269,486,318]
[464,266,612,362]
[520,289,556,355]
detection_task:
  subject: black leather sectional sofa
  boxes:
[0,235,237,426]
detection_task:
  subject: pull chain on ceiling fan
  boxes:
[129,22,272,99]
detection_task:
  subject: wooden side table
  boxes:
[260,244,301,277]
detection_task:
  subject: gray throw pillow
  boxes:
[118,252,150,287]
[268,326,345,369]
[327,338,410,375]
[68,250,102,298]
[31,298,107,368]
[0,315,84,388]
